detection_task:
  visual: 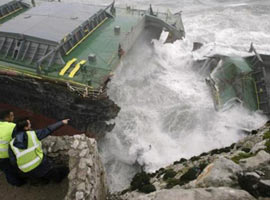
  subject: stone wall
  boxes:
[42,134,108,200]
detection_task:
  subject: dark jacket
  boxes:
[9,121,64,177]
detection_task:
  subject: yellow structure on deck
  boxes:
[59,58,77,76]
[69,60,87,78]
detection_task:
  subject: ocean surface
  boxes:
[37,0,270,192]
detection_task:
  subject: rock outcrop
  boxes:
[113,122,270,200]
[195,157,242,187]
[42,134,107,200]
[123,187,256,200]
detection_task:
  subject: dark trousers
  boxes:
[25,156,69,183]
[0,158,25,186]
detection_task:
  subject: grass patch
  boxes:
[166,178,179,189]
[130,171,156,194]
[231,152,254,164]
[179,167,201,186]
[265,139,270,153]
[263,131,270,140]
[163,169,177,180]
[173,158,187,165]
[140,184,156,193]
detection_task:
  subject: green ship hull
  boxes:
[0,1,185,135]
[204,44,270,117]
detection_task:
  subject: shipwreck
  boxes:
[203,44,270,117]
[0,0,185,136]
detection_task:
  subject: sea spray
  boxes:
[99,36,267,191]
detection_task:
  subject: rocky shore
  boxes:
[2,121,270,200]
[109,121,270,200]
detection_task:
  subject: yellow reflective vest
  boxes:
[10,131,44,173]
[0,122,16,159]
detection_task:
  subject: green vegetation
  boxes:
[241,148,251,153]
[179,167,201,186]
[166,178,179,189]
[130,171,156,194]
[265,139,270,153]
[164,162,208,188]
[263,130,270,140]
[231,152,254,164]
[190,156,200,161]
[162,169,177,180]
[173,158,187,165]
[140,184,156,193]
[210,146,231,155]
[198,162,208,171]
[156,168,165,178]
[199,152,208,157]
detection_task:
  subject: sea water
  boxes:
[36,0,270,191]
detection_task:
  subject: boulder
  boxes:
[237,172,261,197]
[258,180,270,197]
[250,141,266,154]
[195,157,242,187]
[238,172,270,198]
[239,150,270,170]
[126,187,256,200]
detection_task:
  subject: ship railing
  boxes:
[66,82,107,100]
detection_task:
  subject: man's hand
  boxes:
[62,119,70,125]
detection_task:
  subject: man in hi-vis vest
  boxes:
[9,118,70,183]
[0,110,25,186]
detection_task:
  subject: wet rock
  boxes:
[239,150,270,170]
[125,187,256,200]
[258,180,270,197]
[251,141,266,154]
[238,172,270,198]
[241,141,254,151]
[195,157,242,187]
[238,172,261,197]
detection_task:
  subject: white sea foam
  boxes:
[99,37,267,191]
[35,0,270,192]
[98,1,270,192]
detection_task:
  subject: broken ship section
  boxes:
[204,45,270,117]
[0,2,185,133]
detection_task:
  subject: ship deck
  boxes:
[0,7,142,90]
[60,14,140,88]
[0,7,28,24]
[0,3,181,93]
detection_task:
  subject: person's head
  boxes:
[0,110,14,122]
[16,118,31,132]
